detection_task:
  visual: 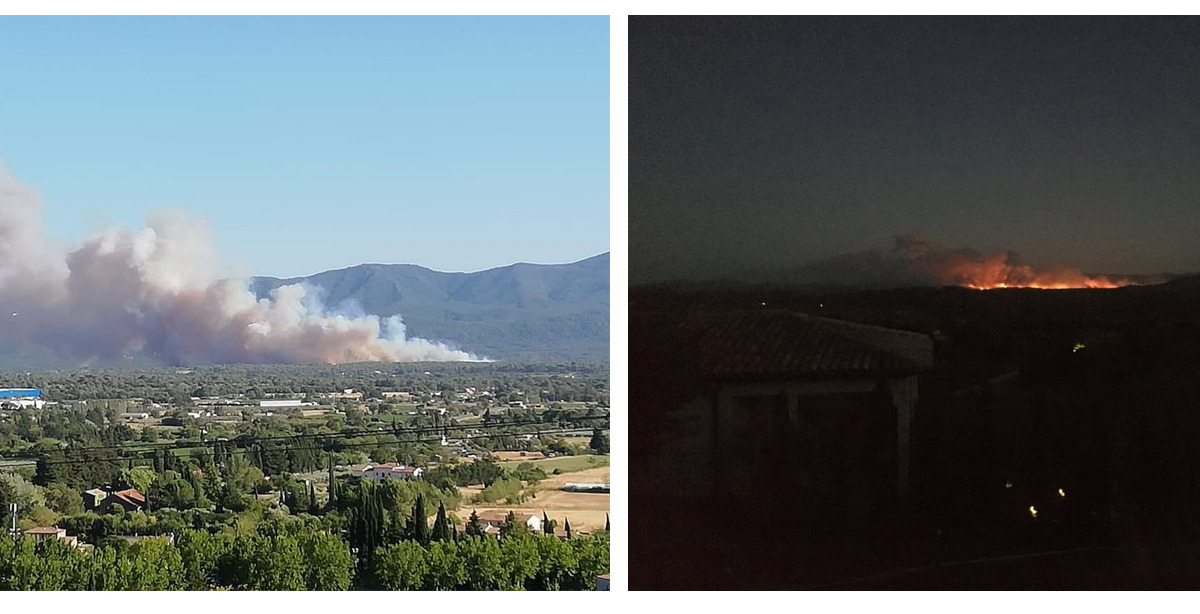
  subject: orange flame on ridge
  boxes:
[939,253,1135,290]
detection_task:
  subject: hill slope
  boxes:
[250,253,610,360]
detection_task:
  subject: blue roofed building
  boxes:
[0,388,43,409]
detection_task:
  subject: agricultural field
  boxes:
[498,454,609,473]
[464,457,610,532]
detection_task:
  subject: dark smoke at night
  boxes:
[771,235,1159,290]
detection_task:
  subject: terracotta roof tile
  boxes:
[112,488,145,506]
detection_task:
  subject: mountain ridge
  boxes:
[249,252,610,360]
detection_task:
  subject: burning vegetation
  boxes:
[855,235,1141,290]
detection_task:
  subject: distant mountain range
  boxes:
[250,253,610,360]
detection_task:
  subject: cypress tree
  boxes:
[410,494,429,545]
[544,511,554,536]
[308,481,317,515]
[34,456,53,486]
[431,501,452,542]
[605,513,610,532]
[190,470,206,505]
[353,481,385,581]
[326,454,338,511]
[564,517,572,539]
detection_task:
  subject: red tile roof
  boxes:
[112,488,145,506]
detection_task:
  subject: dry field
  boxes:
[459,465,610,532]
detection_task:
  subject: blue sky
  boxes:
[0,16,609,278]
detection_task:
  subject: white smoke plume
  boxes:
[0,164,478,364]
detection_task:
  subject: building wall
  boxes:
[634,374,921,511]
[715,376,918,496]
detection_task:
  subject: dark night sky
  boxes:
[630,16,1200,284]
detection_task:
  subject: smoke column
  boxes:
[0,164,478,364]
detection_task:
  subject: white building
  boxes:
[0,388,44,409]
[476,512,543,534]
[259,399,311,408]
[351,463,424,481]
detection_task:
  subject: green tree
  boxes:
[249,534,306,590]
[177,529,229,590]
[0,476,15,517]
[44,483,83,516]
[500,510,529,539]
[567,533,610,590]
[529,534,577,590]
[33,453,68,487]
[458,534,503,589]
[302,533,354,590]
[409,494,429,546]
[498,531,539,589]
[349,480,386,579]
[589,429,609,454]
[121,466,157,494]
[1,473,46,517]
[431,501,452,542]
[465,509,485,538]
[190,470,210,509]
[326,454,338,511]
[125,537,184,590]
[372,541,428,590]
[423,541,465,590]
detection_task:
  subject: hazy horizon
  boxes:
[0,16,610,279]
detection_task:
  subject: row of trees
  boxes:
[0,527,352,590]
[5,361,608,405]
[371,530,609,590]
[0,520,609,590]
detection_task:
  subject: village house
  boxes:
[475,512,543,534]
[83,487,146,513]
[351,463,424,481]
[23,526,77,546]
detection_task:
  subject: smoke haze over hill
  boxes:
[0,164,477,365]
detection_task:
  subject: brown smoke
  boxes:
[0,164,478,364]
